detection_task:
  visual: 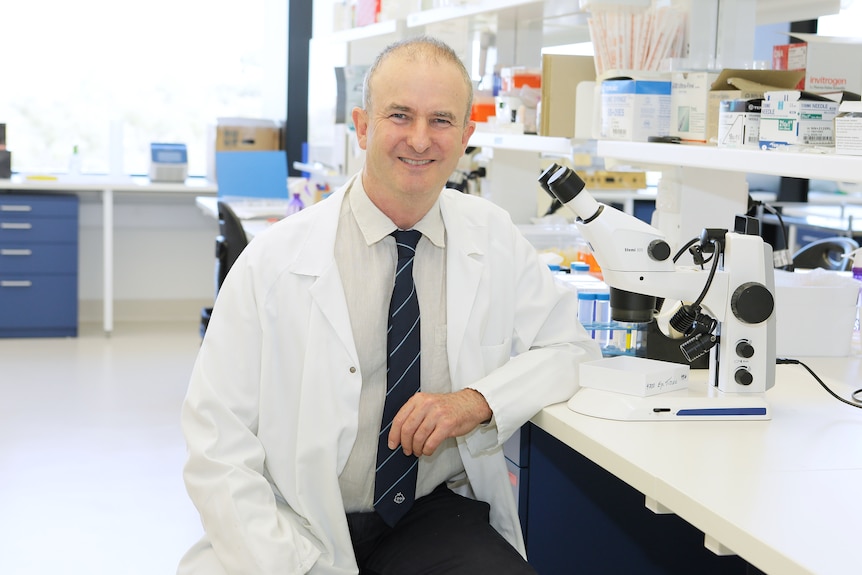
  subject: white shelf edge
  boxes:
[317,19,401,43]
[597,141,862,184]
[407,0,543,28]
[469,132,572,154]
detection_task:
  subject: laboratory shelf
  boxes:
[406,0,543,28]
[469,131,573,155]
[597,141,862,184]
[323,19,402,43]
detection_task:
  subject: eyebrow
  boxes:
[384,103,458,123]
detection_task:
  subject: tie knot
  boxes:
[392,229,422,258]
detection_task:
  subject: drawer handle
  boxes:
[1,222,33,230]
[1,249,33,256]
[1,280,33,288]
[0,205,33,212]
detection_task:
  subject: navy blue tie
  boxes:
[374,229,422,527]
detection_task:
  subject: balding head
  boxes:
[362,36,474,127]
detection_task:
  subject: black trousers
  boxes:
[346,484,537,575]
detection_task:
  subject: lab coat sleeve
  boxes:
[181,254,322,575]
[464,222,601,453]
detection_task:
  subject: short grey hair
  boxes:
[362,36,474,127]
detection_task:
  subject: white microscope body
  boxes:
[541,165,776,397]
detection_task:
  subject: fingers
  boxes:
[387,390,491,457]
[388,394,441,456]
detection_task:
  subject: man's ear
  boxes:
[352,107,368,150]
[461,120,476,152]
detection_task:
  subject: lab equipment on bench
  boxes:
[149,143,188,183]
[539,165,776,421]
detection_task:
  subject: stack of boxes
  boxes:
[206,118,283,182]
[595,34,862,154]
[767,33,862,153]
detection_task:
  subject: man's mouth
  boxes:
[400,158,433,166]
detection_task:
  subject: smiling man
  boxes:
[179,36,600,575]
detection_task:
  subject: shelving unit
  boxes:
[469,131,572,155]
[405,0,544,28]
[597,141,862,184]
[324,19,403,43]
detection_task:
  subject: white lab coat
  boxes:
[179,177,600,574]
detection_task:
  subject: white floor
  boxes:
[0,321,205,575]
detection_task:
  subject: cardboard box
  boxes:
[717,98,762,148]
[670,71,718,142]
[206,117,282,181]
[215,119,281,152]
[599,75,671,142]
[579,355,689,397]
[580,170,647,190]
[759,90,842,149]
[706,69,806,144]
[772,33,862,94]
[835,101,862,156]
[539,54,596,138]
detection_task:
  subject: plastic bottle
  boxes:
[286,192,305,216]
[847,247,862,348]
[68,145,81,175]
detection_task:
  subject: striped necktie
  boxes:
[374,229,422,527]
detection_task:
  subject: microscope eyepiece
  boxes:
[546,166,586,204]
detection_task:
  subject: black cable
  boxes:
[690,239,722,310]
[672,237,700,263]
[759,202,790,254]
[776,358,862,408]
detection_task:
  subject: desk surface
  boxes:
[532,355,862,575]
[1,174,217,194]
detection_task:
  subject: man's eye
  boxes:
[432,118,453,126]
[390,113,408,121]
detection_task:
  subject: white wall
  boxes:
[77,193,216,323]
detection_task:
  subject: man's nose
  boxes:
[407,122,431,153]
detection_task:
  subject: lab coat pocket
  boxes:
[480,338,512,374]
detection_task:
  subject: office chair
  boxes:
[200,201,250,337]
[792,236,860,271]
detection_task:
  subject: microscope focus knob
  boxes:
[730,282,774,324]
[648,239,672,262]
[734,368,754,386]
[736,340,755,358]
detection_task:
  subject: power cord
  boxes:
[776,358,862,408]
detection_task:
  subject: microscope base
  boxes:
[567,382,770,421]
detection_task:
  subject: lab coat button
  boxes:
[349,366,357,374]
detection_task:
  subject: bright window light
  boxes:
[0,0,284,177]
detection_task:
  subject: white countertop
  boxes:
[532,355,862,575]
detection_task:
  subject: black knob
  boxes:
[648,239,672,262]
[734,368,754,386]
[730,282,774,324]
[736,340,755,358]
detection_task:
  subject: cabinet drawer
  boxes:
[0,193,79,218]
[0,217,79,243]
[0,274,78,335]
[0,244,78,273]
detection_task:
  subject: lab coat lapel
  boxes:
[441,193,485,381]
[290,187,358,366]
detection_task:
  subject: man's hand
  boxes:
[388,389,492,457]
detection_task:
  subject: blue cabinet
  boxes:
[0,193,78,337]
[523,424,749,573]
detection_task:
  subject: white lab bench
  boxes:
[526,354,862,574]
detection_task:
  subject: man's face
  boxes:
[352,52,475,207]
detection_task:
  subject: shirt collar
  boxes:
[348,177,446,248]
